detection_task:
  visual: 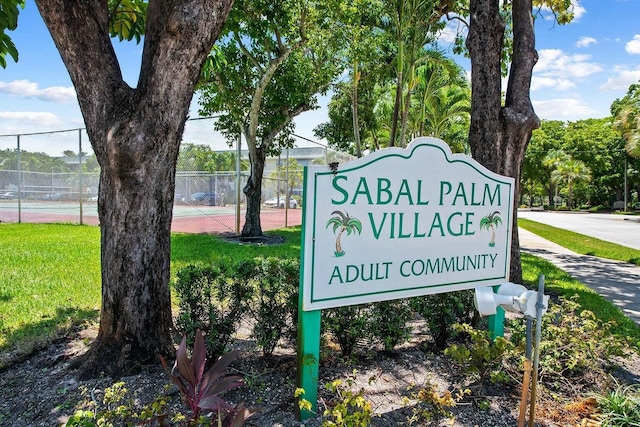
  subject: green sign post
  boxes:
[296,138,515,419]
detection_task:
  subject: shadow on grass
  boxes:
[170,228,301,267]
[0,306,98,369]
[171,233,222,265]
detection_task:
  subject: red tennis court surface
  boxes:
[171,208,302,233]
[0,202,302,234]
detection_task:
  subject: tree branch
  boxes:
[34,0,128,137]
[505,0,538,110]
[247,46,294,145]
[444,13,469,28]
[262,102,312,148]
[234,32,264,72]
[138,0,233,106]
[246,38,306,146]
[299,1,307,43]
[274,25,285,54]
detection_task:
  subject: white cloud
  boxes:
[533,98,596,120]
[625,34,640,55]
[531,77,556,91]
[576,36,597,48]
[531,76,576,91]
[531,49,600,92]
[0,80,76,103]
[0,111,61,124]
[0,111,64,139]
[555,79,577,91]
[535,49,602,78]
[571,0,586,21]
[599,65,640,91]
[0,112,87,155]
[437,20,462,45]
[464,70,472,83]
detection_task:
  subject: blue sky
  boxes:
[1,0,639,155]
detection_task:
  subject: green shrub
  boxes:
[506,295,626,391]
[174,262,253,359]
[324,299,414,357]
[405,383,470,424]
[65,382,172,426]
[322,377,374,427]
[444,323,512,386]
[323,305,372,358]
[175,257,300,359]
[587,205,606,212]
[250,257,299,356]
[410,290,478,350]
[296,375,374,427]
[369,299,412,352]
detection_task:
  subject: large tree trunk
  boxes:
[35,0,234,378]
[91,123,179,378]
[467,0,539,284]
[242,145,267,237]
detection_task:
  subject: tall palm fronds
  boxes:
[381,0,449,147]
[550,158,591,209]
[611,82,640,158]
[421,85,470,139]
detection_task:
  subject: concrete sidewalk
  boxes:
[518,228,640,325]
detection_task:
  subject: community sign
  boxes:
[301,137,515,311]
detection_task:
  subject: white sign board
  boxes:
[301,138,515,311]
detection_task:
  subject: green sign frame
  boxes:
[296,138,515,419]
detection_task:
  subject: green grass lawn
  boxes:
[1,221,637,367]
[519,217,640,266]
[0,223,300,367]
[0,224,101,364]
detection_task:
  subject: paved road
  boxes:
[517,220,640,325]
[519,210,640,250]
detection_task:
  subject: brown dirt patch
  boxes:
[1,319,638,427]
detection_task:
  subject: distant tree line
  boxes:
[0,149,100,173]
[522,114,640,210]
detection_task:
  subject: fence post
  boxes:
[285,148,289,227]
[78,129,84,225]
[235,132,241,235]
[17,135,22,223]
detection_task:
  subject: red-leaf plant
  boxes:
[161,329,250,425]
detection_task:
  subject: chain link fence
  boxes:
[0,117,353,233]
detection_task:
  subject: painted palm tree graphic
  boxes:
[326,211,362,257]
[479,211,502,247]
